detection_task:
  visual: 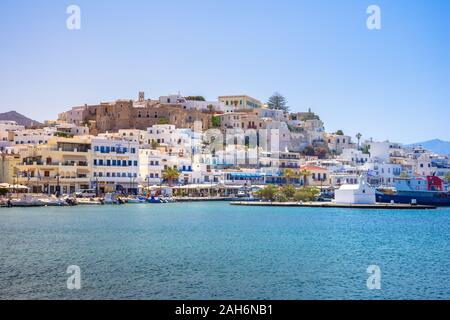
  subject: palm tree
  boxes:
[356,133,362,150]
[282,168,299,185]
[162,167,180,186]
[299,169,311,187]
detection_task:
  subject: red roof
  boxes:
[300,165,328,172]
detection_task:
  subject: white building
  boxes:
[91,138,140,194]
[55,123,90,136]
[339,148,370,165]
[0,120,25,132]
[139,149,164,186]
[334,178,376,204]
[13,127,56,145]
[362,162,402,187]
[367,140,404,162]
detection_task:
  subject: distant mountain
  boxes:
[407,139,450,155]
[0,111,42,127]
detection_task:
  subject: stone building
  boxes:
[61,99,212,134]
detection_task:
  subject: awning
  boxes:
[228,173,264,179]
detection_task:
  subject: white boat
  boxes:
[38,196,69,207]
[76,198,104,205]
[10,195,43,207]
[104,193,125,205]
[124,196,145,204]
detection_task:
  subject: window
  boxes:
[133,161,138,166]
[93,159,97,166]
[107,160,111,166]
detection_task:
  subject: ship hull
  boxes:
[376,192,450,206]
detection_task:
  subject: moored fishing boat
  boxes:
[104,193,125,205]
[76,197,104,205]
[124,196,146,204]
[38,196,69,207]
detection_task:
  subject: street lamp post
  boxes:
[55,172,61,197]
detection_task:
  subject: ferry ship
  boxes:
[376,175,450,206]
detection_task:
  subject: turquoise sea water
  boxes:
[0,203,449,300]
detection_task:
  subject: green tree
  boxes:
[302,145,315,156]
[361,144,370,154]
[314,147,329,159]
[211,115,221,128]
[267,92,289,112]
[255,185,279,201]
[185,96,206,101]
[157,117,170,125]
[54,131,74,138]
[335,130,344,136]
[280,184,296,199]
[274,190,287,202]
[293,187,320,202]
[162,167,180,186]
[151,139,160,150]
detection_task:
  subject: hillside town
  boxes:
[1,91,449,205]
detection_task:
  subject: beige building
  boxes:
[0,153,21,184]
[218,112,263,131]
[300,165,330,187]
[16,137,92,194]
[218,95,263,110]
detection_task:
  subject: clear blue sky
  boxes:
[0,0,448,143]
